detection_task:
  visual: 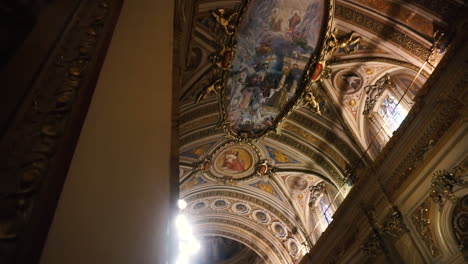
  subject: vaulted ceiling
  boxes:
[173,0,461,263]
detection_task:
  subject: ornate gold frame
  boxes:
[199,0,337,141]
[193,140,274,183]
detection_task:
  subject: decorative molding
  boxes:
[179,127,224,147]
[0,0,122,262]
[362,231,385,258]
[188,198,296,247]
[309,182,326,207]
[185,190,295,229]
[282,122,348,170]
[361,206,408,258]
[362,75,395,116]
[452,195,468,255]
[180,102,218,124]
[195,217,290,263]
[269,133,344,184]
[288,112,361,163]
[335,4,430,61]
[380,206,409,241]
[329,57,431,78]
[412,199,440,257]
[430,168,467,208]
[378,35,467,196]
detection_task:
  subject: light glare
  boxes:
[178,199,187,209]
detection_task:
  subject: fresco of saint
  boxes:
[221,150,245,172]
[288,11,301,32]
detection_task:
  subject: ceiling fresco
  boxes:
[224,0,327,137]
[174,0,456,263]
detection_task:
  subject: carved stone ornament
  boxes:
[362,75,396,116]
[379,206,409,242]
[412,199,440,257]
[452,195,468,256]
[0,0,122,261]
[308,181,326,207]
[430,168,467,208]
[362,231,385,258]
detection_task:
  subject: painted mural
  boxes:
[225,0,326,136]
[180,142,215,159]
[266,146,299,164]
[250,180,283,201]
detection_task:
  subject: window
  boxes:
[320,198,333,224]
[378,94,408,132]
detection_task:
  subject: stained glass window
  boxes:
[379,94,408,132]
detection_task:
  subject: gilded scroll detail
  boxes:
[430,168,466,208]
[412,199,440,257]
[380,206,409,241]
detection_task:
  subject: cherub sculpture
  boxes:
[211,8,238,35]
[327,29,361,54]
[303,91,321,115]
[196,79,223,103]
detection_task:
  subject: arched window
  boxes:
[378,94,408,132]
[320,198,333,224]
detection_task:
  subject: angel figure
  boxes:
[303,91,321,115]
[327,29,361,54]
[211,8,238,35]
[196,80,223,103]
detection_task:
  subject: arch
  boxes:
[434,182,468,259]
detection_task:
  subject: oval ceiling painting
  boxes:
[225,0,328,137]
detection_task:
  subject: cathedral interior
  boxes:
[0,0,467,264]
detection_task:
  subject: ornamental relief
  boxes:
[186,197,303,258]
[411,198,440,257]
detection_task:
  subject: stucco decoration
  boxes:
[253,210,271,224]
[452,195,468,253]
[232,202,251,215]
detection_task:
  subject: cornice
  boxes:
[335,4,431,61]
[329,57,431,78]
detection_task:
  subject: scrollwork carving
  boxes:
[430,168,466,208]
[412,200,440,257]
[452,195,468,255]
[362,231,385,258]
[362,75,395,116]
[0,0,121,261]
[308,182,326,207]
[380,206,408,241]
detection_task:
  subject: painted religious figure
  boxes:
[213,146,254,176]
[288,11,301,32]
[221,150,245,172]
[224,0,325,137]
